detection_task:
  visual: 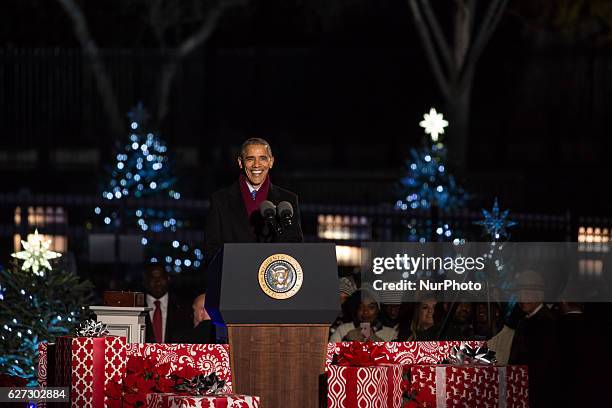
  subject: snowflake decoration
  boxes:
[11,229,62,276]
[419,108,448,142]
[474,198,517,241]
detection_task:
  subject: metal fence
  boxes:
[2,191,610,299]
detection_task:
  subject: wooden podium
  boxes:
[206,243,339,408]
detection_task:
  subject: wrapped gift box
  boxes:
[147,393,259,408]
[38,342,56,387]
[327,364,403,408]
[54,335,128,408]
[326,341,485,369]
[37,342,57,408]
[39,343,233,393]
[103,291,145,307]
[406,365,529,408]
[126,344,233,392]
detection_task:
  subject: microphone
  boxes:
[259,200,281,236]
[277,201,294,228]
[259,200,277,222]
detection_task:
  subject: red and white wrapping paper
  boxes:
[55,336,128,408]
[37,342,55,408]
[146,393,259,408]
[38,342,50,388]
[326,341,485,369]
[407,365,529,408]
[327,364,403,408]
[126,344,233,392]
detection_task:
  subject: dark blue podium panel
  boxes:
[206,243,340,324]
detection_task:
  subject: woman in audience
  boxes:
[396,294,439,341]
[329,288,398,342]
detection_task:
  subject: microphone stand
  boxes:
[264,215,282,238]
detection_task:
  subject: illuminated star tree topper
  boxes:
[419,108,449,142]
[11,229,61,276]
[474,198,518,241]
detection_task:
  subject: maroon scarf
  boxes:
[239,173,270,219]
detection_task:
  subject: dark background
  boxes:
[1,0,611,216]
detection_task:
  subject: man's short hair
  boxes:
[240,138,273,158]
[144,263,168,279]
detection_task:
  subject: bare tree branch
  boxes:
[178,0,242,58]
[407,0,452,100]
[148,0,167,49]
[459,0,509,90]
[408,0,508,170]
[157,0,245,123]
[453,0,472,69]
[56,0,124,136]
[418,0,456,78]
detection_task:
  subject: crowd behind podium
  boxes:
[329,275,610,407]
[134,262,611,407]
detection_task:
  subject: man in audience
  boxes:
[508,270,559,408]
[556,301,607,406]
[474,302,502,339]
[440,302,474,340]
[379,290,402,330]
[176,293,215,343]
[143,264,190,343]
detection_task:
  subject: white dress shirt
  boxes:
[147,293,169,342]
[525,303,543,319]
[245,180,260,193]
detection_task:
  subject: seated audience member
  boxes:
[379,290,403,330]
[556,302,606,407]
[330,276,358,336]
[175,293,216,344]
[439,302,475,340]
[144,264,191,343]
[396,294,439,341]
[474,302,503,339]
[329,288,397,342]
[508,270,559,408]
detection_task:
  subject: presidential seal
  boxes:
[258,254,303,299]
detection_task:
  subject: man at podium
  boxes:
[204,138,303,264]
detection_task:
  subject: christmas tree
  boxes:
[396,108,469,242]
[95,103,204,273]
[0,230,93,384]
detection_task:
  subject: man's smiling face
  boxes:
[238,144,274,187]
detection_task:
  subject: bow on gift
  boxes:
[76,319,110,337]
[173,372,227,396]
[441,342,497,365]
[333,342,390,367]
